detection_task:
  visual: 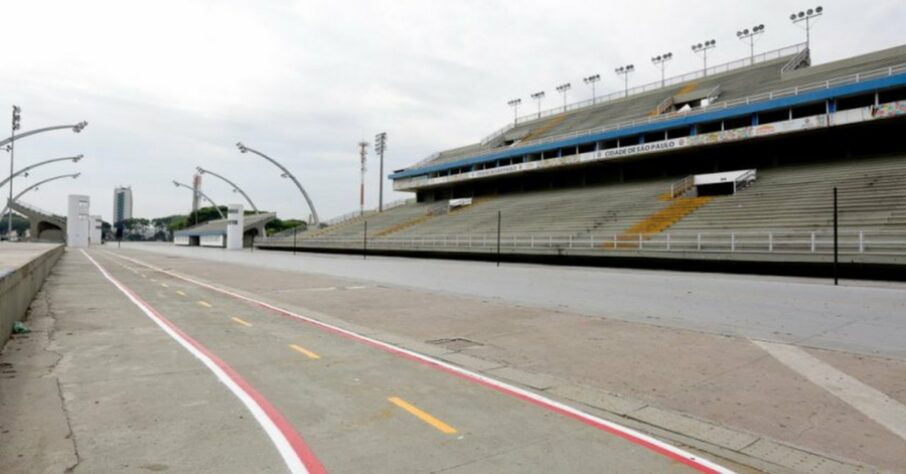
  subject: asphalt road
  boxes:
[66,249,729,473]
[125,243,906,360]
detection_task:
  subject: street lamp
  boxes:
[374,132,387,212]
[0,121,87,149]
[173,180,225,220]
[583,74,601,104]
[691,40,717,75]
[737,24,766,63]
[651,53,673,87]
[195,167,259,213]
[0,155,84,190]
[530,91,545,118]
[1,173,80,219]
[790,6,823,50]
[236,142,320,227]
[555,83,572,112]
[507,98,522,126]
[614,65,634,97]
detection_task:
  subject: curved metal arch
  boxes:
[0,155,83,190]
[172,180,225,219]
[0,122,88,148]
[2,173,80,217]
[236,142,320,227]
[196,167,259,213]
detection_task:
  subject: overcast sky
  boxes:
[1,0,902,222]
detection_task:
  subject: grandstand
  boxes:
[259,43,906,270]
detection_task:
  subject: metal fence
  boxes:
[272,229,906,256]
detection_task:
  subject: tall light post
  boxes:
[651,53,673,87]
[737,24,766,63]
[374,132,387,212]
[614,65,634,97]
[357,140,368,216]
[0,155,84,190]
[195,167,259,213]
[692,40,717,75]
[530,91,545,119]
[1,173,80,218]
[507,98,521,126]
[583,74,601,104]
[236,142,320,227]
[790,6,823,50]
[7,106,21,238]
[555,83,572,112]
[173,180,225,220]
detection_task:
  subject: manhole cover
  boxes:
[426,338,483,351]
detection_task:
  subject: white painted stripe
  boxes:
[108,250,733,474]
[304,287,336,292]
[82,250,311,473]
[754,340,906,441]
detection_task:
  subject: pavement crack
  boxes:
[57,378,82,473]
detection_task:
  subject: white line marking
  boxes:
[754,340,906,441]
[82,250,317,473]
[304,287,336,292]
[107,250,732,473]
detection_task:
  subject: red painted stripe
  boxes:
[93,255,325,474]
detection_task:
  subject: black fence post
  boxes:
[833,187,838,286]
[363,221,368,260]
[497,210,501,267]
[292,226,297,255]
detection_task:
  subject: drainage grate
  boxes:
[426,338,483,351]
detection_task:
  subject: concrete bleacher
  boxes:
[670,154,906,233]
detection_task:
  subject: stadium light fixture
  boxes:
[691,39,717,75]
[235,142,320,227]
[790,6,823,50]
[7,106,21,237]
[507,98,522,126]
[737,24,766,63]
[555,83,572,112]
[1,172,81,219]
[650,53,673,87]
[374,132,387,212]
[614,64,634,98]
[195,166,259,213]
[530,91,546,118]
[583,74,601,104]
[173,179,225,219]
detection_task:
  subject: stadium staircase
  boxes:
[518,115,569,143]
[605,196,713,249]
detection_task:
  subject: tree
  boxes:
[0,212,29,237]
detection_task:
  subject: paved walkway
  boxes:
[1,249,734,473]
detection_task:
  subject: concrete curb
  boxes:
[0,244,64,347]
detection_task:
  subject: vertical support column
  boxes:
[226,204,244,250]
[66,195,90,248]
[833,187,839,286]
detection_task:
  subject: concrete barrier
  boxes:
[0,243,64,347]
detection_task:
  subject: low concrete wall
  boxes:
[0,244,64,347]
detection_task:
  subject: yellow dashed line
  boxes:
[231,317,252,327]
[289,344,321,360]
[388,397,457,434]
[198,301,212,308]
[161,283,169,288]
[176,290,186,296]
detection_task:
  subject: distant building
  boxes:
[113,186,133,224]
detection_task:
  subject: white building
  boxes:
[113,186,133,224]
[67,195,90,248]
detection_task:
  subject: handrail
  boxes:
[401,60,906,177]
[781,47,811,74]
[480,122,516,146]
[266,228,906,256]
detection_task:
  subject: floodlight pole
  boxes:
[374,132,387,212]
[583,75,600,104]
[692,40,717,76]
[531,92,545,119]
[791,7,823,50]
[173,180,225,219]
[614,65,634,98]
[358,140,368,216]
[651,53,673,87]
[236,142,320,227]
[1,173,80,218]
[556,83,571,112]
[737,25,766,63]
[195,167,259,213]
[507,99,522,126]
